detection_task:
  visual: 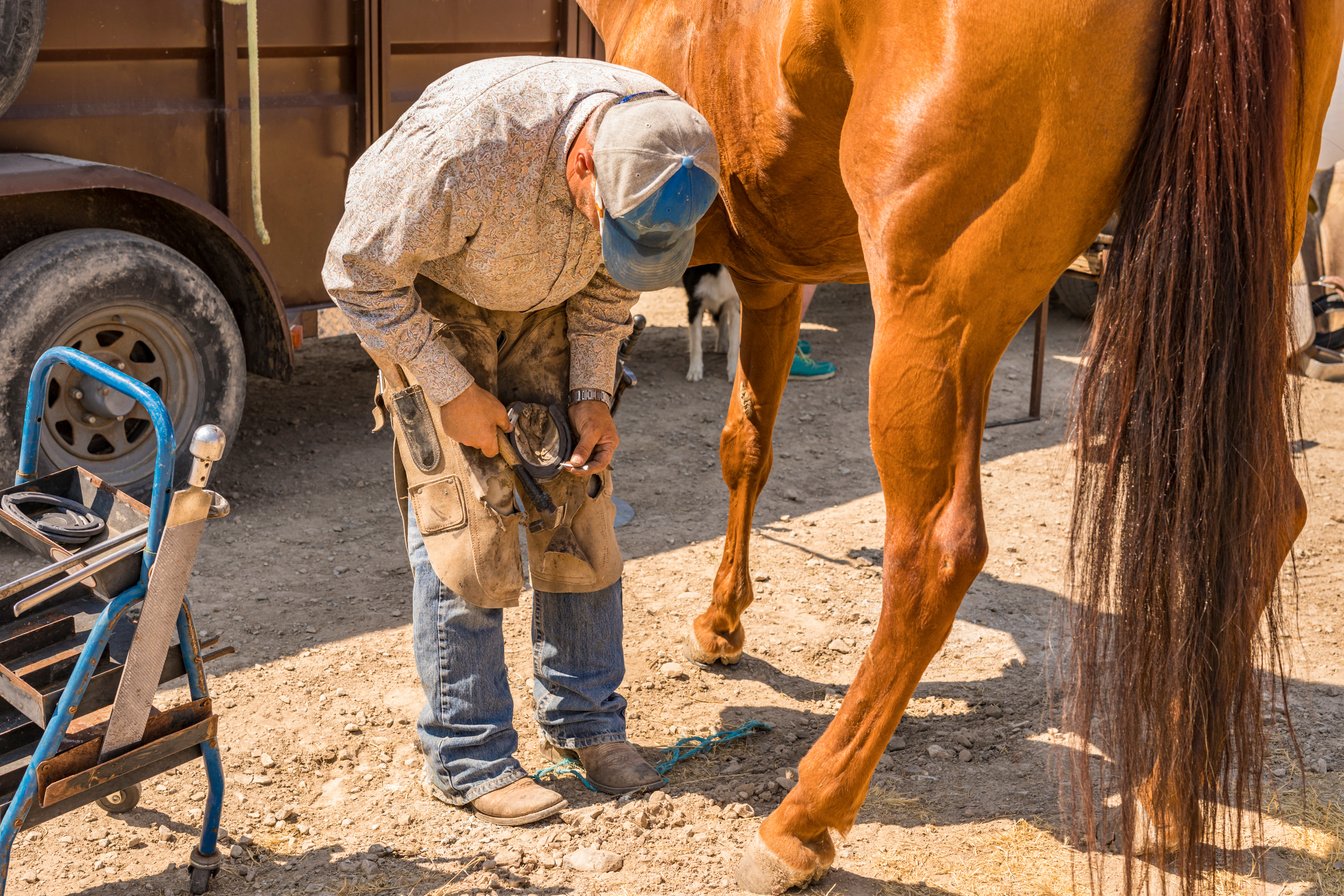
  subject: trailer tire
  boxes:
[0,0,44,117]
[0,229,246,497]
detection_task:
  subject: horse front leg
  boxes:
[687,279,801,665]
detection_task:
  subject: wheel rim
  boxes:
[41,303,205,486]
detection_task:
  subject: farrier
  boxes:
[322,56,719,826]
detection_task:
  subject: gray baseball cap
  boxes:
[593,92,720,291]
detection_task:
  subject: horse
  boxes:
[576,0,1344,893]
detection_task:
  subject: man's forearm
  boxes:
[568,332,626,395]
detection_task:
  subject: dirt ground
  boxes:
[1,284,1341,896]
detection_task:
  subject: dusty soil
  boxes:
[1,284,1341,896]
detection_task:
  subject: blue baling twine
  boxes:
[532,720,773,792]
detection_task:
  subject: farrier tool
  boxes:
[100,425,226,759]
[0,522,148,607]
[496,427,561,532]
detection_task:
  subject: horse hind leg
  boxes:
[736,286,998,891]
[686,279,800,664]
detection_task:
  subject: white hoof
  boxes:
[683,618,742,666]
[736,832,826,894]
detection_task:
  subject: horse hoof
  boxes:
[684,619,743,666]
[735,832,826,894]
[1129,798,1177,858]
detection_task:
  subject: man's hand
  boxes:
[567,400,619,474]
[439,384,510,456]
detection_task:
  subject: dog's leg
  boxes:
[687,307,705,381]
[723,300,742,381]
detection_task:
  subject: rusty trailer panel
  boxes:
[0,1,606,313]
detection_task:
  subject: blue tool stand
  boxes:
[0,348,227,895]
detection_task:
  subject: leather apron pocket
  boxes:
[420,446,525,609]
[409,475,468,535]
[381,372,525,609]
[524,470,623,594]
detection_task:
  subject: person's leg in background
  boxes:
[791,284,837,381]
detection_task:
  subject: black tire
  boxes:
[189,864,216,895]
[1051,274,1098,320]
[0,0,44,117]
[0,229,246,498]
[96,783,141,814]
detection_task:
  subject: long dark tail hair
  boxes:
[1068,0,1303,892]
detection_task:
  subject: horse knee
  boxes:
[906,498,987,590]
[719,412,772,487]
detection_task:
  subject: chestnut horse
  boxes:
[578,0,1344,893]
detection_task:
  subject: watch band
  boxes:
[568,388,613,408]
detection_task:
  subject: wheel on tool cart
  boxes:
[0,229,246,498]
[0,0,44,117]
[189,863,217,895]
[96,783,141,814]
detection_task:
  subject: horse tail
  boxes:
[1068,0,1303,891]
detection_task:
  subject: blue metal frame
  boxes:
[15,347,176,578]
[0,348,223,893]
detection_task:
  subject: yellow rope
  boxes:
[221,0,270,244]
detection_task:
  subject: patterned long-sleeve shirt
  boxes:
[323,57,670,405]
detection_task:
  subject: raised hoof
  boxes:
[736,832,827,894]
[684,618,743,666]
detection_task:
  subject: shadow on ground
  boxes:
[686,572,1341,892]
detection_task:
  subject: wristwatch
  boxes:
[568,388,613,408]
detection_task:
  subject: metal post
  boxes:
[986,297,1049,428]
[176,604,224,861]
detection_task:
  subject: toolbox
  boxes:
[0,348,231,895]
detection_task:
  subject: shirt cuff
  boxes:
[568,334,622,394]
[404,335,475,406]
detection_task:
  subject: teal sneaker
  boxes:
[798,338,812,355]
[789,343,836,380]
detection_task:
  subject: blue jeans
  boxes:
[407,503,627,804]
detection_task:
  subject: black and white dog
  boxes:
[681,264,741,381]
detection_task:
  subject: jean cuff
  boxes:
[541,730,627,751]
[426,763,527,806]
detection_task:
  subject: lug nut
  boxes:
[71,389,83,400]
[115,362,126,371]
[115,415,125,422]
[84,415,98,425]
